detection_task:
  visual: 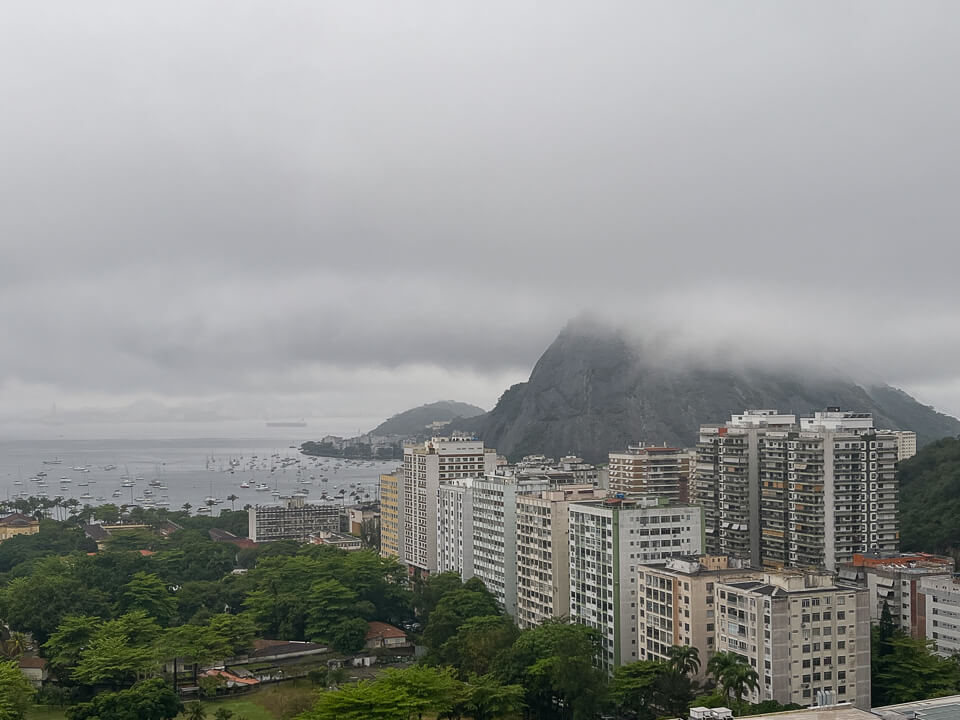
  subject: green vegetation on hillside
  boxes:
[370,401,486,437]
[898,435,960,552]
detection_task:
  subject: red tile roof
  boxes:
[365,621,407,641]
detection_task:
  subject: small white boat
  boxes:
[197,507,211,514]
[42,458,62,465]
[255,484,270,491]
[240,481,250,489]
[80,492,93,499]
[104,464,117,471]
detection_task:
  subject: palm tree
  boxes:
[707,651,739,689]
[227,494,239,511]
[185,700,206,720]
[182,502,192,514]
[727,663,760,709]
[667,644,701,677]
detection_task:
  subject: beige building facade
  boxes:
[714,572,871,709]
[636,555,761,680]
[515,485,604,628]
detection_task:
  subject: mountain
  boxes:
[897,436,960,552]
[370,400,487,437]
[466,319,960,463]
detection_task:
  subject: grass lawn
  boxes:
[180,681,318,720]
[178,697,278,720]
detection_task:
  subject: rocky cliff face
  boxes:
[465,320,960,463]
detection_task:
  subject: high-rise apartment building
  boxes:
[515,485,604,629]
[471,472,552,615]
[714,572,871,709]
[436,477,475,576]
[569,496,703,669]
[609,444,691,501]
[379,471,403,561]
[892,431,917,462]
[636,555,762,680]
[695,409,901,572]
[402,436,497,574]
[694,410,797,563]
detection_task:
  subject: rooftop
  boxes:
[0,513,38,527]
[365,621,407,641]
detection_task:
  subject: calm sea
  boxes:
[0,436,396,518]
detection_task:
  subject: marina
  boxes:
[0,438,390,516]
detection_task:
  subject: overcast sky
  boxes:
[2,1,960,435]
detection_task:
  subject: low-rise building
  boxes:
[309,530,363,551]
[569,496,703,669]
[839,552,954,637]
[365,621,411,650]
[636,555,762,679]
[0,513,40,541]
[247,496,340,542]
[714,572,871,709]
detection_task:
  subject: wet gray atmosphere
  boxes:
[2,2,959,437]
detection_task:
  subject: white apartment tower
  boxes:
[402,436,497,574]
[569,496,703,669]
[713,572,871,709]
[471,472,552,616]
[515,485,604,629]
[436,477,476,577]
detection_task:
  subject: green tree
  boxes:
[727,663,760,710]
[667,645,701,677]
[162,624,230,685]
[304,579,358,642]
[184,700,207,720]
[498,620,607,720]
[458,674,525,720]
[300,680,415,720]
[377,666,464,720]
[610,660,664,720]
[117,572,177,626]
[872,630,960,705]
[0,659,35,720]
[65,678,181,720]
[436,614,518,678]
[422,588,500,651]
[207,613,257,656]
[72,612,163,687]
[94,504,121,524]
[0,557,111,644]
[43,615,103,679]
[330,617,370,653]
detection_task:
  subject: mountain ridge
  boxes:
[459,320,960,463]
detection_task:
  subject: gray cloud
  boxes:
[2,1,960,429]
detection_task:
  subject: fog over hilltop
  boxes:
[2,2,960,434]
